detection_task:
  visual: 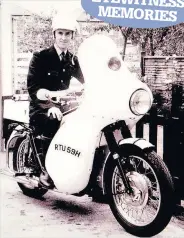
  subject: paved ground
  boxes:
[0,152,184,238]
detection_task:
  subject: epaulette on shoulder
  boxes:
[39,47,51,55]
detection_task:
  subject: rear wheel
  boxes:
[13,137,48,198]
[105,147,175,237]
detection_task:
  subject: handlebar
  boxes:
[38,89,84,104]
[12,94,30,101]
[11,88,83,105]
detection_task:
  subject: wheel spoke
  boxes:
[144,170,152,176]
[16,139,36,174]
[135,159,141,170]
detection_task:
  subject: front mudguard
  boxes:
[118,138,155,152]
[101,138,155,195]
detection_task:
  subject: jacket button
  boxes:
[61,80,63,83]
[63,69,65,72]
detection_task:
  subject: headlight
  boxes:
[130,89,152,115]
[108,57,121,71]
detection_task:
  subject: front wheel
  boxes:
[104,147,175,237]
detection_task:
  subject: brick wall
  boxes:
[143,56,184,114]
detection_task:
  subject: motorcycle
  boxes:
[4,34,175,237]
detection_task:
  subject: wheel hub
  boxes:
[123,172,149,208]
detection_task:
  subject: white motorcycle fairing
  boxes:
[45,34,153,194]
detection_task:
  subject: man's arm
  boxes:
[27,52,43,101]
[27,52,61,110]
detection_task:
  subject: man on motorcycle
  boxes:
[27,14,84,188]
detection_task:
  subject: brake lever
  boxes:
[47,96,76,105]
[47,90,82,105]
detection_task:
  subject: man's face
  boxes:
[54,29,73,51]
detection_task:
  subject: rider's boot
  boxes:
[39,170,55,189]
[37,137,55,189]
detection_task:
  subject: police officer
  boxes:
[27,14,84,188]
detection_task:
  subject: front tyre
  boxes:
[105,147,175,237]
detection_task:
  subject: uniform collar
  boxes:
[54,44,67,57]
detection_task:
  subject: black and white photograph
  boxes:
[0,0,184,237]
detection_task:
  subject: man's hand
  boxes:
[47,107,63,121]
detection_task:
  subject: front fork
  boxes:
[103,121,133,193]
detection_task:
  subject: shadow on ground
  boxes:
[172,204,184,229]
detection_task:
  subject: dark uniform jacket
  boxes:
[27,46,84,119]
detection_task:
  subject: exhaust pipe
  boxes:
[0,169,92,197]
[0,169,39,188]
